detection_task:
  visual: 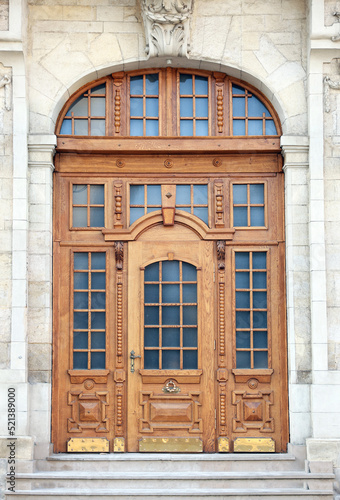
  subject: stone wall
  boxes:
[0,0,9,31]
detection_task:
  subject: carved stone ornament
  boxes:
[141,0,194,57]
[0,75,12,111]
[324,76,340,113]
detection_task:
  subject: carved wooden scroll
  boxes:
[114,242,125,449]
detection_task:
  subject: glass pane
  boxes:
[145,284,159,304]
[253,252,266,270]
[91,352,105,369]
[196,120,209,136]
[162,261,179,282]
[180,74,192,94]
[91,98,105,117]
[236,311,250,328]
[91,292,105,309]
[236,331,250,348]
[130,76,143,95]
[147,185,162,205]
[250,207,264,226]
[196,98,208,117]
[74,331,88,349]
[130,207,144,224]
[91,272,105,290]
[235,252,249,270]
[145,262,159,281]
[183,350,197,369]
[144,306,159,325]
[91,312,105,329]
[91,120,106,136]
[60,120,72,135]
[253,291,267,309]
[69,96,88,116]
[90,207,104,227]
[253,272,267,289]
[266,120,277,135]
[182,262,197,281]
[145,74,159,95]
[193,184,208,204]
[90,84,106,95]
[91,253,106,270]
[162,350,180,369]
[74,311,88,329]
[180,120,193,136]
[248,96,270,117]
[90,185,104,205]
[253,331,268,348]
[73,184,87,204]
[250,184,264,204]
[147,206,160,214]
[130,119,143,136]
[74,253,88,270]
[145,328,159,347]
[144,350,159,369]
[232,97,245,117]
[194,207,208,225]
[146,119,159,136]
[236,291,250,308]
[248,120,263,135]
[91,331,105,349]
[233,184,247,204]
[162,284,180,303]
[183,328,197,347]
[180,98,193,117]
[146,98,158,117]
[235,272,249,289]
[233,119,245,135]
[162,306,180,325]
[195,76,208,95]
[182,284,197,303]
[74,272,88,289]
[73,352,88,369]
[162,328,180,347]
[74,119,88,135]
[233,207,248,227]
[74,292,88,309]
[253,311,267,329]
[176,185,191,205]
[236,351,251,368]
[73,207,87,227]
[130,97,143,117]
[254,351,268,368]
[183,306,197,325]
[130,185,144,205]
[232,85,245,95]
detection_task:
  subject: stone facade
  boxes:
[1,0,340,496]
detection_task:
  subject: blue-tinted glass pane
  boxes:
[265,120,277,135]
[180,98,193,117]
[182,262,197,281]
[145,262,159,281]
[74,311,88,329]
[179,207,191,213]
[91,98,105,117]
[91,84,106,95]
[74,332,88,349]
[130,207,144,224]
[147,206,160,214]
[253,252,266,270]
[130,97,143,117]
[91,332,105,349]
[248,119,263,135]
[91,312,105,329]
[69,96,88,116]
[90,185,104,204]
[162,306,180,325]
[162,328,180,347]
[250,184,264,204]
[91,120,106,136]
[253,272,267,289]
[193,185,208,204]
[162,261,179,282]
[146,98,158,117]
[74,292,88,309]
[130,185,144,205]
[236,291,250,309]
[145,284,159,303]
[250,207,264,226]
[248,96,270,117]
[236,311,250,328]
[146,119,159,136]
[253,311,267,329]
[74,253,88,270]
[73,207,87,227]
[183,284,197,303]
[254,351,268,368]
[91,352,105,369]
[91,253,106,270]
[162,284,179,303]
[253,331,268,349]
[145,306,159,325]
[60,120,72,134]
[180,74,193,94]
[145,328,159,347]
[176,185,191,205]
[147,185,162,205]
[73,352,88,369]
[144,350,159,369]
[196,98,208,117]
[235,272,249,289]
[130,76,143,95]
[233,120,245,135]
[183,350,197,369]
[74,272,88,290]
[180,120,193,136]
[91,292,105,309]
[73,184,87,204]
[233,184,247,204]
[183,306,197,325]
[74,119,88,135]
[90,207,104,227]
[236,351,251,368]
[91,272,105,290]
[232,85,245,95]
[183,328,197,347]
[234,207,248,227]
[236,331,250,349]
[145,74,159,95]
[233,96,245,117]
[253,291,267,309]
[195,76,208,95]
[162,350,180,369]
[194,207,209,225]
[235,252,249,270]
[196,120,209,136]
[130,119,143,136]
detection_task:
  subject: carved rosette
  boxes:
[141,0,194,58]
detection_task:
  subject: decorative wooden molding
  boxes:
[232,369,273,384]
[214,183,224,228]
[217,240,226,270]
[114,241,124,271]
[113,72,124,134]
[161,184,176,226]
[114,184,123,229]
[67,370,109,384]
[324,76,340,112]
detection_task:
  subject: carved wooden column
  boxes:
[112,72,125,136]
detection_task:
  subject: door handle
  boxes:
[130,350,141,373]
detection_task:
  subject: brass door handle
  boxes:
[130,350,141,373]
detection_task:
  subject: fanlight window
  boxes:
[57,69,280,138]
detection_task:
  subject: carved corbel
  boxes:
[0,75,12,111]
[324,76,340,113]
[332,12,340,42]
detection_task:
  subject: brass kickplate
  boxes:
[139,437,203,453]
[114,437,125,453]
[233,437,275,453]
[67,437,109,453]
[218,437,229,453]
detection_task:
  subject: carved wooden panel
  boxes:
[232,390,274,433]
[67,390,109,433]
[214,182,224,228]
